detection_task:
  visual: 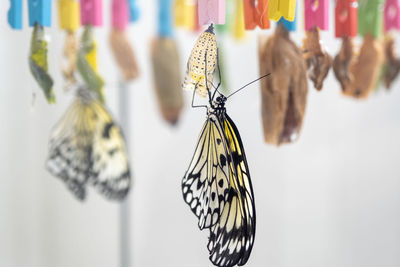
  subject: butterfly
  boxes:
[46,87,131,201]
[182,24,218,98]
[182,43,269,266]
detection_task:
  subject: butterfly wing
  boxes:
[89,102,131,200]
[46,89,130,201]
[182,25,218,98]
[207,113,256,267]
[182,115,230,230]
[46,96,95,200]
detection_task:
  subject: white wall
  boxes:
[1,2,400,267]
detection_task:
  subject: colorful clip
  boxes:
[8,0,23,29]
[128,0,140,22]
[278,13,297,31]
[59,0,80,31]
[198,0,225,25]
[335,0,358,38]
[112,0,129,30]
[158,0,173,37]
[304,0,329,31]
[243,0,270,30]
[358,0,383,38]
[268,0,296,21]
[175,0,196,29]
[384,0,400,31]
[80,0,103,26]
[233,0,246,39]
[28,0,52,27]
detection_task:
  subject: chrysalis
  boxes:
[151,38,183,125]
[258,25,308,145]
[182,24,218,97]
[77,25,105,103]
[302,27,332,91]
[29,24,55,103]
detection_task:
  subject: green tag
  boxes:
[358,0,384,38]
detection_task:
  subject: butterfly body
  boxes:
[183,94,256,267]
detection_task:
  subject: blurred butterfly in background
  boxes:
[46,87,131,201]
[182,24,218,97]
[182,30,269,266]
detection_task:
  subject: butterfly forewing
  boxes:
[46,89,131,201]
[207,114,256,267]
[182,115,230,230]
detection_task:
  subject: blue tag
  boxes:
[278,16,296,31]
[8,0,23,29]
[28,0,52,27]
[128,0,140,22]
[158,0,172,37]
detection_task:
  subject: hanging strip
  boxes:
[198,0,226,25]
[358,0,383,38]
[243,0,270,30]
[8,0,23,29]
[158,0,173,37]
[112,0,129,30]
[335,0,358,38]
[304,0,329,31]
[128,0,140,22]
[384,0,400,31]
[268,0,296,21]
[59,0,80,31]
[80,0,103,26]
[28,0,52,27]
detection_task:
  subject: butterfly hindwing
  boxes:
[207,113,256,267]
[182,115,230,230]
[46,89,130,201]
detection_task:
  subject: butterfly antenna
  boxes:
[226,73,271,99]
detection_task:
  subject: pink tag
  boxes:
[198,0,225,25]
[80,0,103,26]
[305,0,329,31]
[384,0,400,31]
[112,0,129,30]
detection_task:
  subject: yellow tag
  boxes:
[268,0,296,21]
[86,41,98,71]
[233,0,245,40]
[58,0,80,31]
[175,0,195,29]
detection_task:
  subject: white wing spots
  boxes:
[46,88,131,201]
[182,115,230,231]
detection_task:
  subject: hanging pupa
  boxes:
[182,24,218,97]
[58,0,80,90]
[344,0,383,98]
[258,24,308,145]
[382,0,400,89]
[302,0,332,91]
[109,0,140,81]
[151,0,184,125]
[28,0,55,103]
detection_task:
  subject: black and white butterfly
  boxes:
[46,87,130,201]
[182,42,269,266]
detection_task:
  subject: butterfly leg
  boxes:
[212,48,223,100]
[191,81,208,109]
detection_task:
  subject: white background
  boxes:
[1,1,400,267]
